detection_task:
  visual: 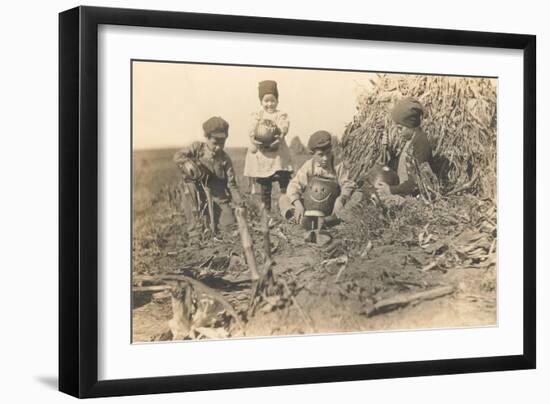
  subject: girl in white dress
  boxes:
[243,80,293,212]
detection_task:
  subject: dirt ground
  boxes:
[132,148,496,342]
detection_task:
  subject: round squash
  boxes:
[303,177,341,216]
[254,119,280,145]
[179,159,205,181]
[366,163,400,186]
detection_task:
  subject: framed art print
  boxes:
[59,6,536,398]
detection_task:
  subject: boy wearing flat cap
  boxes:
[173,116,242,235]
[375,97,435,198]
[279,130,356,226]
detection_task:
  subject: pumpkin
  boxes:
[366,163,400,186]
[254,119,280,145]
[179,159,205,181]
[303,176,341,216]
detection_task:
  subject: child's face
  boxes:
[312,148,332,169]
[206,134,226,153]
[396,124,414,139]
[261,94,278,113]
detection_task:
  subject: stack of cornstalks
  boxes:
[340,74,497,197]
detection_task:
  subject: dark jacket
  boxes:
[389,129,433,195]
[173,141,240,202]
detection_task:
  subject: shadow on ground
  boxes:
[35,375,58,390]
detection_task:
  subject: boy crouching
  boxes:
[374,97,437,201]
[173,116,243,236]
[279,130,356,228]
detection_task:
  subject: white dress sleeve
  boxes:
[276,112,290,137]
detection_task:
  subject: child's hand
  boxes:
[254,140,264,151]
[232,199,246,209]
[293,200,305,223]
[374,180,391,197]
[333,196,346,217]
[249,144,258,153]
[268,139,280,149]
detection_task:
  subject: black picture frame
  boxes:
[59,5,536,398]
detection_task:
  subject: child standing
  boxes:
[243,80,293,212]
[173,116,243,235]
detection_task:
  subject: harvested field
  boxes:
[132,144,496,342]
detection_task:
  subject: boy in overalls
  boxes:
[279,130,356,228]
[173,116,243,236]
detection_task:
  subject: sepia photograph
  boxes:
[131,60,497,343]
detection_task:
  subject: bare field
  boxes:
[132,147,496,342]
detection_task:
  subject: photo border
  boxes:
[129,58,499,343]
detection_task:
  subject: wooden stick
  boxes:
[235,207,260,280]
[421,260,440,272]
[446,173,479,196]
[294,266,311,277]
[334,263,348,283]
[201,179,216,235]
[368,286,455,317]
[133,285,170,293]
[261,204,275,270]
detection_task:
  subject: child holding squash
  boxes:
[243,80,293,212]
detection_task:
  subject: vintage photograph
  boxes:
[132,60,497,343]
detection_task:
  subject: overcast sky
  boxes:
[132,61,378,150]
